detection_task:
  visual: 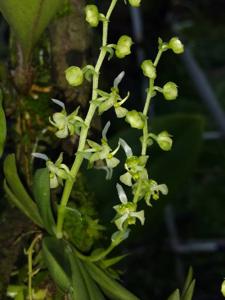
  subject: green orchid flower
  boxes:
[32,152,71,189]
[113,184,145,231]
[83,122,120,179]
[49,99,85,139]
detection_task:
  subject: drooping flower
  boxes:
[113,184,145,230]
[49,100,85,139]
[32,152,71,189]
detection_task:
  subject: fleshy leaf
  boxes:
[167,289,180,300]
[0,90,6,158]
[0,0,63,61]
[42,236,72,293]
[33,168,56,235]
[3,154,43,227]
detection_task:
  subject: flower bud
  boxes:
[85,5,99,27]
[115,35,133,59]
[65,66,84,87]
[141,60,156,79]
[128,0,141,7]
[157,131,173,151]
[115,106,128,118]
[163,82,178,100]
[221,280,225,297]
[168,37,184,54]
[125,110,145,129]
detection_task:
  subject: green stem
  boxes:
[141,78,154,155]
[141,49,163,156]
[56,0,119,239]
[133,179,142,203]
[26,234,41,300]
[135,49,163,204]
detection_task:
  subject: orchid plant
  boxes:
[2,0,197,299]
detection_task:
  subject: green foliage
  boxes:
[3,154,43,227]
[0,90,6,158]
[33,168,56,235]
[167,267,195,300]
[42,237,71,293]
[85,261,140,300]
[0,0,63,61]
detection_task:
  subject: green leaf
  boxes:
[181,267,193,297]
[66,248,90,300]
[182,280,195,300]
[101,254,128,269]
[85,262,140,300]
[3,154,43,227]
[79,260,106,300]
[0,90,6,158]
[0,0,63,60]
[167,289,180,300]
[33,168,56,235]
[42,236,72,293]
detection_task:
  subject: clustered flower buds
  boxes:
[115,35,133,59]
[85,4,99,27]
[46,0,185,259]
[65,66,84,87]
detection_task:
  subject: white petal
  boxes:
[31,152,48,161]
[116,183,128,204]
[51,98,65,109]
[119,138,133,157]
[102,121,111,140]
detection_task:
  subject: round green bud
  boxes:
[125,110,145,129]
[85,5,99,27]
[162,82,178,100]
[168,37,184,54]
[128,0,141,7]
[65,66,84,87]
[141,60,156,79]
[221,280,225,297]
[115,35,133,59]
[157,131,173,151]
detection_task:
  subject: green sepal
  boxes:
[3,154,43,227]
[33,168,56,235]
[42,236,72,293]
[101,45,115,61]
[0,90,6,158]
